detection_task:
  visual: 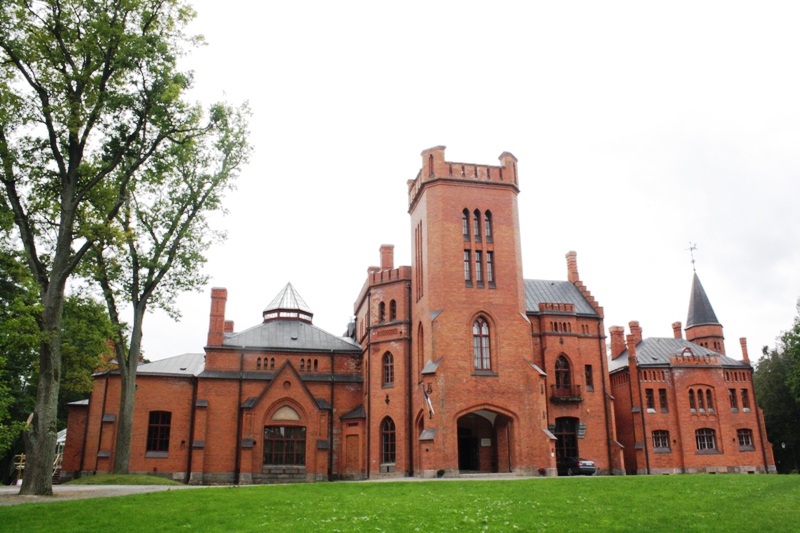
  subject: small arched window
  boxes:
[706,389,713,410]
[379,302,386,323]
[390,300,397,321]
[484,211,492,240]
[473,209,481,241]
[472,317,491,370]
[462,209,470,240]
[381,417,396,464]
[697,389,705,410]
[555,356,571,389]
[383,352,394,386]
[270,358,275,370]
[313,359,318,372]
[300,359,305,371]
[257,358,261,370]
[689,389,696,410]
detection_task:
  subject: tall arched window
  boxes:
[484,211,493,241]
[555,356,571,390]
[390,300,397,321]
[706,389,713,411]
[472,317,491,370]
[462,209,470,240]
[383,352,394,386]
[418,323,425,376]
[379,302,386,323]
[381,417,396,464]
[473,209,481,241]
[689,389,696,410]
[697,389,705,410]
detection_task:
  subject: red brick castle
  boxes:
[62,147,775,482]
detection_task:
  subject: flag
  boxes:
[421,383,435,415]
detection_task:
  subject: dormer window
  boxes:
[681,347,693,357]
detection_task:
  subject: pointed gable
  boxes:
[686,273,720,327]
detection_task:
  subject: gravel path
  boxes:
[0,484,207,506]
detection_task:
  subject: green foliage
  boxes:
[755,300,800,474]
[1,476,800,532]
[66,473,182,485]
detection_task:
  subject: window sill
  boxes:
[696,450,723,455]
[731,408,739,413]
[739,446,756,452]
[646,408,656,414]
[145,451,169,459]
[382,383,394,389]
[472,370,498,377]
[653,448,672,453]
[660,409,669,414]
[743,408,751,413]
[465,281,473,288]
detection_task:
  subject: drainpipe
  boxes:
[94,372,110,472]
[365,291,371,479]
[234,349,244,484]
[406,282,414,477]
[185,376,198,484]
[596,322,615,475]
[328,349,334,481]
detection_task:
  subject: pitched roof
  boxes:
[136,353,205,376]
[264,282,313,315]
[523,279,598,316]
[686,272,720,327]
[223,319,361,352]
[608,337,748,372]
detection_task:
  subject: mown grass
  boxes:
[64,473,182,485]
[3,475,799,533]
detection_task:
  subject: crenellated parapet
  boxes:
[407,146,518,210]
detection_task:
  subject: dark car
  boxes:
[557,457,596,476]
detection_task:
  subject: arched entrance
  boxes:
[456,410,513,473]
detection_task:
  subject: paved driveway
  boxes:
[0,484,206,506]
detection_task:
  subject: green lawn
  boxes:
[3,475,799,532]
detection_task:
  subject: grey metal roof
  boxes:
[421,358,442,375]
[340,405,366,420]
[524,279,598,316]
[687,273,720,327]
[264,282,313,314]
[608,337,749,372]
[223,319,361,352]
[137,353,205,376]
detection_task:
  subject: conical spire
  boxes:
[263,283,313,323]
[686,273,720,327]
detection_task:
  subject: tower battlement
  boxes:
[407,146,518,209]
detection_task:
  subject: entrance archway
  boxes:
[554,417,579,459]
[456,410,513,473]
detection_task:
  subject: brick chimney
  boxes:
[609,326,626,359]
[672,322,683,339]
[224,320,234,333]
[740,337,750,364]
[380,244,394,271]
[628,320,643,346]
[566,251,579,283]
[207,288,228,346]
[626,334,638,360]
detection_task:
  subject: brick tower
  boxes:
[407,146,552,476]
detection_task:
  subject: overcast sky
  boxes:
[139,1,800,364]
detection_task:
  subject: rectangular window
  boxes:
[147,411,171,452]
[464,251,471,282]
[475,251,483,283]
[696,428,716,451]
[584,365,594,391]
[659,389,668,412]
[652,430,670,449]
[263,426,306,466]
[645,388,655,411]
[737,429,754,448]
[741,389,750,410]
[486,252,494,284]
[729,388,738,410]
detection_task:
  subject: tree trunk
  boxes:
[19,291,64,495]
[112,305,144,474]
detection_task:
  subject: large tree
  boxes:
[753,303,800,474]
[0,0,205,495]
[89,102,250,474]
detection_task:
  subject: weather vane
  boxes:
[687,242,698,272]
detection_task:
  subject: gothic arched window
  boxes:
[381,417,396,464]
[555,356,571,389]
[473,317,491,370]
[383,352,394,386]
